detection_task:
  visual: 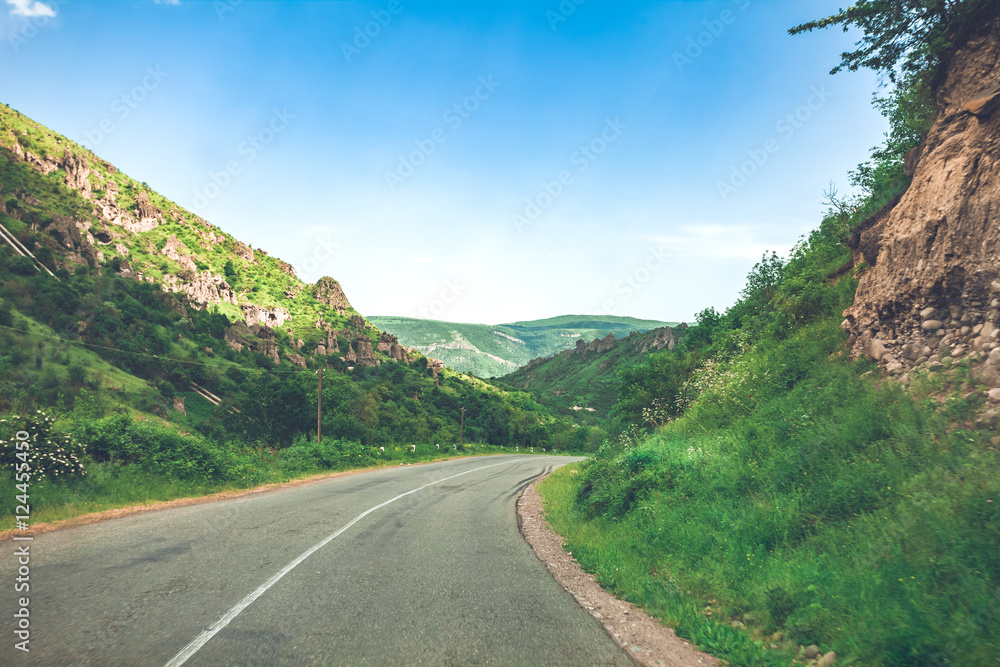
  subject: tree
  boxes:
[788,0,991,83]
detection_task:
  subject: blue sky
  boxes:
[0,0,887,324]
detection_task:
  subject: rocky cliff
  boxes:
[842,3,1000,389]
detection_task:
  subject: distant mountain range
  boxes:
[367,315,679,378]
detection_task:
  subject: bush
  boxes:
[280,435,378,473]
[75,413,226,480]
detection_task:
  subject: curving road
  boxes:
[2,455,633,666]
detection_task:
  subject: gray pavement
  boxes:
[2,455,633,666]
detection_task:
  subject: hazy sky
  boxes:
[0,0,887,324]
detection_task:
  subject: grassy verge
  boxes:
[539,319,1000,666]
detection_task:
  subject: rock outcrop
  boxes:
[224,322,280,364]
[311,276,352,315]
[630,327,676,353]
[242,304,290,328]
[62,151,91,198]
[162,271,237,309]
[841,3,1000,389]
[91,180,159,233]
[235,241,255,262]
[575,333,616,358]
[376,331,408,362]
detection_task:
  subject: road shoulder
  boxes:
[518,476,719,667]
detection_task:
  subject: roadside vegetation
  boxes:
[540,1,999,664]
[0,405,538,532]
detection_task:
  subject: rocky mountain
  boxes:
[0,103,408,371]
[497,325,686,420]
[843,2,1000,391]
[368,314,678,378]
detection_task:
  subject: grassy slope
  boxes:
[368,314,678,378]
[539,318,1000,665]
[498,326,683,420]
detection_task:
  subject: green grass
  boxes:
[539,318,1000,665]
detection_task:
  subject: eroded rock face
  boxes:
[63,151,91,198]
[843,4,1000,386]
[312,276,352,314]
[242,304,290,328]
[354,338,379,366]
[163,271,237,309]
[92,181,159,233]
[224,322,280,364]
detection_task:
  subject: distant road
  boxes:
[2,456,633,666]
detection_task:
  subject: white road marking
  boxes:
[164,458,527,667]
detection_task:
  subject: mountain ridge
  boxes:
[368,314,679,378]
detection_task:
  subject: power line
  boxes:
[0,321,309,374]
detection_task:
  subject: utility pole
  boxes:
[555,424,558,451]
[317,368,323,443]
[522,414,527,450]
[460,407,465,446]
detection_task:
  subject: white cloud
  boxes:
[6,0,56,17]
[154,0,181,5]
[647,225,793,261]
[410,256,436,263]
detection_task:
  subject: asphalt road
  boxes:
[2,455,634,666]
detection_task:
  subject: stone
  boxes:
[803,645,820,659]
[865,337,888,362]
[989,348,1000,366]
[963,83,1000,116]
[922,320,944,331]
[920,307,939,319]
[818,651,837,666]
[173,396,186,415]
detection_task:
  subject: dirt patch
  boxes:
[518,476,719,667]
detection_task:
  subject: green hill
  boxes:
[0,102,598,529]
[367,314,678,378]
[497,325,687,421]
